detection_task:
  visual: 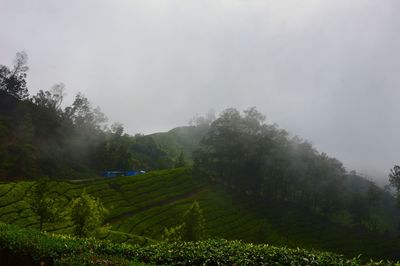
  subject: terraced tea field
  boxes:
[0,168,399,260]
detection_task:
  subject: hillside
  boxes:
[150,125,208,163]
[2,53,400,264]
[0,168,399,261]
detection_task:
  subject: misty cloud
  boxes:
[1,0,399,181]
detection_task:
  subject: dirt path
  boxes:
[105,187,207,224]
[67,177,104,183]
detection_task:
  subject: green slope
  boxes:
[150,125,208,162]
[0,168,399,260]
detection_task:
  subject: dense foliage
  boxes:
[69,191,108,237]
[28,176,57,230]
[1,223,397,266]
[193,107,394,230]
[162,201,206,242]
[0,52,173,179]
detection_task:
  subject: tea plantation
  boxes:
[0,223,397,265]
[0,168,400,262]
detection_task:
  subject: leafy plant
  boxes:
[0,223,397,265]
[29,176,58,230]
[163,201,206,242]
[69,191,108,237]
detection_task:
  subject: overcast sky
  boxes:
[1,0,399,182]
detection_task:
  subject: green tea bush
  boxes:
[0,223,398,265]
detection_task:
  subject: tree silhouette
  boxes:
[0,51,29,100]
[389,165,400,206]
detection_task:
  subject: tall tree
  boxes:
[366,182,383,231]
[181,201,206,241]
[389,165,400,206]
[64,93,107,130]
[194,107,347,215]
[29,177,57,230]
[174,152,186,168]
[32,83,65,111]
[0,51,29,100]
[194,107,270,193]
[162,201,206,242]
[348,193,369,229]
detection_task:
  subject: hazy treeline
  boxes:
[193,107,392,231]
[0,52,172,179]
[0,52,396,231]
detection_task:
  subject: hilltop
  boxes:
[150,125,209,163]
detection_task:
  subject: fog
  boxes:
[1,0,399,182]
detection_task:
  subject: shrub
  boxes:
[0,222,397,265]
[162,201,206,242]
[69,191,108,237]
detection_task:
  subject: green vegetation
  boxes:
[389,165,400,206]
[162,201,206,242]
[0,168,398,260]
[193,107,400,233]
[28,176,57,230]
[174,151,186,168]
[179,201,206,241]
[69,191,108,237]
[150,125,209,163]
[2,52,400,264]
[1,222,397,266]
[0,52,173,180]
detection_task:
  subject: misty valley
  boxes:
[0,51,400,265]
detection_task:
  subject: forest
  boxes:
[0,52,173,180]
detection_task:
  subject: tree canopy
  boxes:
[193,107,367,220]
[0,51,29,100]
[0,52,173,179]
[69,191,107,237]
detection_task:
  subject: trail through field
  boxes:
[68,178,105,183]
[106,187,207,224]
